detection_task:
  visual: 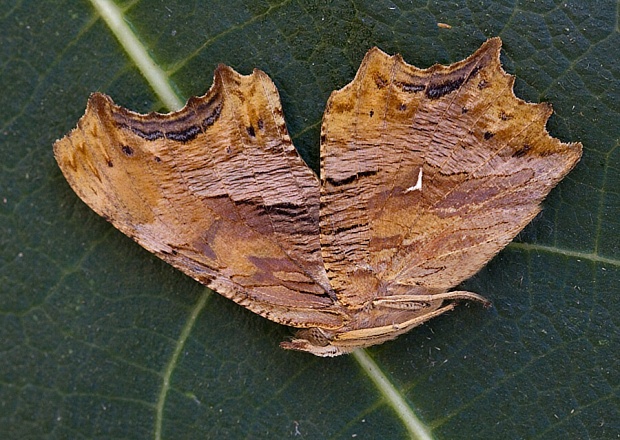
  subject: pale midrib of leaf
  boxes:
[89,0,184,110]
[88,2,430,439]
[352,350,433,440]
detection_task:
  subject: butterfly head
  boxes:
[279,322,409,357]
[280,328,353,357]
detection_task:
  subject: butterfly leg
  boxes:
[373,290,491,310]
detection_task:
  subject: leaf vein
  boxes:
[352,350,433,440]
[89,0,184,110]
[154,289,211,440]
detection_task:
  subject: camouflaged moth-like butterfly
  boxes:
[54,38,581,356]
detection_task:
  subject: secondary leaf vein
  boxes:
[154,289,211,440]
[508,242,619,267]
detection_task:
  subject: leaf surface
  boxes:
[1,1,618,438]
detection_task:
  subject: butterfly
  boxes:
[54,38,581,356]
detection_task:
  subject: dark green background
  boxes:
[1,0,618,438]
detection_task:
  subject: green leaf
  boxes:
[1,0,618,438]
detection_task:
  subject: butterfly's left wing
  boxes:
[54,67,345,330]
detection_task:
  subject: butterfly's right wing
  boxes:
[319,39,582,307]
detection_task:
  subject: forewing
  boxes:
[319,38,582,305]
[54,67,343,329]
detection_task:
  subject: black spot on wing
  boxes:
[513,144,532,158]
[121,145,134,156]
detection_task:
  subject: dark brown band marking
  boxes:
[325,170,378,186]
[426,77,466,99]
[425,61,483,99]
[266,201,306,217]
[332,223,362,235]
[165,125,202,142]
[201,102,222,128]
[116,101,222,143]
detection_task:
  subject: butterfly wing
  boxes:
[55,39,582,356]
[54,67,344,330]
[319,38,582,306]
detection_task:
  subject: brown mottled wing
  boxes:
[54,66,343,330]
[320,38,582,306]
